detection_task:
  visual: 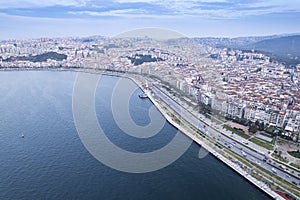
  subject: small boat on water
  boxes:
[21,134,25,138]
[139,93,148,99]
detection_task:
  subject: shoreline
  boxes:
[0,68,287,199]
[129,75,285,200]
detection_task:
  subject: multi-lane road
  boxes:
[151,84,300,189]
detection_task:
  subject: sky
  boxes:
[0,0,299,39]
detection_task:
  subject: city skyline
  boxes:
[0,0,300,40]
[1,8,300,197]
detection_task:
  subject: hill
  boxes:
[194,35,280,49]
[3,52,67,63]
[195,34,300,66]
[246,35,300,65]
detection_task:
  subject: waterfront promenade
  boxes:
[130,76,285,200]
[149,89,284,200]
[0,68,293,199]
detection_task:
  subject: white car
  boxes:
[241,151,247,157]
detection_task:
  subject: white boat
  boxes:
[139,93,148,99]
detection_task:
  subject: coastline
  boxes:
[129,76,285,200]
[0,68,287,199]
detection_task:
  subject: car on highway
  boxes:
[241,151,247,157]
[279,164,287,171]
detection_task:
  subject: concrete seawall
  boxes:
[0,69,286,199]
[130,76,284,200]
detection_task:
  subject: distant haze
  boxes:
[0,1,299,40]
[114,28,186,40]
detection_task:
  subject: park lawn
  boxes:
[290,163,300,170]
[223,124,251,139]
[272,153,289,163]
[250,137,274,150]
[288,151,300,159]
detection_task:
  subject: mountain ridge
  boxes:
[194,34,300,66]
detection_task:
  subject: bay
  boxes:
[0,71,270,200]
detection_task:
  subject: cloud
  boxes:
[0,0,87,8]
[68,9,179,19]
[69,9,144,17]
[247,0,300,10]
[0,0,299,20]
[113,0,228,3]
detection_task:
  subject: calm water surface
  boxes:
[0,71,270,200]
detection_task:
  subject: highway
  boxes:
[151,84,300,189]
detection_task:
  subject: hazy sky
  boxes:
[0,0,299,39]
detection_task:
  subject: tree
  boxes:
[249,123,258,133]
[255,120,260,126]
[259,121,265,131]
